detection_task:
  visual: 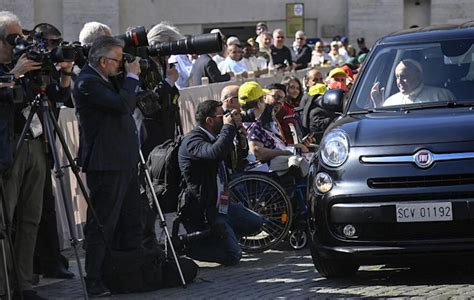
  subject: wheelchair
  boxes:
[228,162,311,253]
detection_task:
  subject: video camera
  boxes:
[6,32,80,88]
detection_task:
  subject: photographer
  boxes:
[178,100,264,266]
[139,22,182,157]
[0,11,72,300]
[134,22,182,248]
[73,35,141,297]
[28,23,75,280]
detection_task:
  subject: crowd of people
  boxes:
[186,22,370,87]
[0,10,370,299]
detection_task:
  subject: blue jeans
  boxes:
[185,202,264,266]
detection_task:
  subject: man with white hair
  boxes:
[79,21,112,45]
[293,30,312,70]
[370,59,455,107]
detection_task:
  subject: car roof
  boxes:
[378,22,474,45]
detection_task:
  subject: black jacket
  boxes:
[294,44,312,70]
[178,124,236,227]
[301,94,336,141]
[74,65,140,172]
[189,54,230,86]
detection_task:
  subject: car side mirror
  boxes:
[320,89,344,113]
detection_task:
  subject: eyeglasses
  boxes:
[104,56,122,63]
[270,94,284,101]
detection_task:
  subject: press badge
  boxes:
[218,190,229,215]
[22,106,43,138]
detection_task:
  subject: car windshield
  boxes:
[348,38,474,112]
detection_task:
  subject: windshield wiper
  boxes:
[400,100,474,111]
[348,107,401,115]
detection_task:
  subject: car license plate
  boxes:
[396,202,452,223]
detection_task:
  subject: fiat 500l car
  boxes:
[308,24,474,278]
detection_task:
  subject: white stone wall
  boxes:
[62,0,120,41]
[431,0,474,25]
[348,0,404,48]
[0,0,35,30]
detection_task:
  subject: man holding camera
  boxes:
[74,35,141,297]
[178,100,264,266]
[0,11,74,300]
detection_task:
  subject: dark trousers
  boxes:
[84,168,142,281]
[34,163,64,274]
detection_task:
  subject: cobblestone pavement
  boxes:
[34,243,474,299]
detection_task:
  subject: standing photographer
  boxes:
[0,11,72,300]
[27,22,75,281]
[74,36,141,297]
[137,22,182,248]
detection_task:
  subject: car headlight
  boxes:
[320,129,350,167]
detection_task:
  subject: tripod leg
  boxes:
[47,109,104,234]
[40,102,88,300]
[139,151,187,287]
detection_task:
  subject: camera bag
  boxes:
[146,135,183,213]
[102,246,199,293]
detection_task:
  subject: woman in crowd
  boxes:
[282,76,303,107]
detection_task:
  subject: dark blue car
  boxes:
[308,24,474,277]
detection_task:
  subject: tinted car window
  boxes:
[350,39,474,112]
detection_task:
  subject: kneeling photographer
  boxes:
[177,100,264,266]
[0,11,73,300]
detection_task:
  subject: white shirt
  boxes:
[242,56,260,72]
[383,84,455,106]
[218,57,248,75]
[311,51,330,66]
[327,52,346,67]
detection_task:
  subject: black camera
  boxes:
[115,26,223,57]
[123,52,150,72]
[0,74,15,83]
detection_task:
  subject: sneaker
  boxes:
[86,279,111,298]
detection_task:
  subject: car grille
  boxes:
[368,174,474,189]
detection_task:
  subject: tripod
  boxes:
[11,78,96,299]
[139,150,186,287]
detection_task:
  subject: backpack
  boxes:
[102,246,199,293]
[146,135,183,213]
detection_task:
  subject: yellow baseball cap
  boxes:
[308,83,327,96]
[238,81,270,105]
[327,67,347,79]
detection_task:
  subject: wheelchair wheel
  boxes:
[289,229,308,250]
[229,174,293,253]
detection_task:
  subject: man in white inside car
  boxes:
[371,59,455,106]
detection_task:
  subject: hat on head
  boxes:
[345,57,360,69]
[238,81,270,105]
[308,83,327,96]
[341,65,355,81]
[328,67,347,79]
[341,36,349,44]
